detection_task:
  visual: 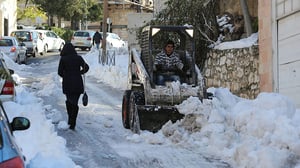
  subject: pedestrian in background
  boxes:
[93,30,102,49]
[58,43,89,130]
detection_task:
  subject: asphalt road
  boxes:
[26,49,88,65]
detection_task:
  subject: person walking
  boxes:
[58,43,89,130]
[93,30,102,49]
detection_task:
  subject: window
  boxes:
[0,39,13,46]
[12,31,31,42]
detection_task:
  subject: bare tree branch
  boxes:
[197,27,216,44]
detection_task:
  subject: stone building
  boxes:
[0,0,17,36]
[93,0,154,40]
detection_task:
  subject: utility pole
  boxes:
[85,0,88,30]
[101,0,108,65]
[240,0,253,37]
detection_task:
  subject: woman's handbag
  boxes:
[82,64,88,106]
[82,91,88,106]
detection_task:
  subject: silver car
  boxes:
[0,36,27,64]
[10,29,40,57]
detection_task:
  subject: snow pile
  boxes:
[83,48,128,90]
[132,87,300,167]
[217,14,234,34]
[214,13,258,50]
[214,33,258,50]
[4,88,78,168]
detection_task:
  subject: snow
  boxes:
[214,33,258,50]
[214,14,258,50]
[3,33,300,168]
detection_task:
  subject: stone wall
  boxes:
[204,45,259,99]
[108,6,132,40]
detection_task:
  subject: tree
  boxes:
[240,0,253,37]
[88,3,103,22]
[152,0,256,68]
[153,0,220,69]
[17,5,47,23]
[32,0,102,29]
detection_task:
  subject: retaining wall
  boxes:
[204,45,259,99]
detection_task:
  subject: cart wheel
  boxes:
[129,91,144,134]
[122,90,131,129]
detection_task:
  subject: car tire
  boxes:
[129,91,144,134]
[16,55,21,64]
[122,90,132,129]
[32,48,36,57]
[22,56,27,65]
[40,45,48,56]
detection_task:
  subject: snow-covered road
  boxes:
[7,34,299,168]
[21,50,230,168]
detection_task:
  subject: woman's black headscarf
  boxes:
[60,42,77,56]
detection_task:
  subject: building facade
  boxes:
[93,0,154,40]
[0,0,17,36]
[259,0,300,107]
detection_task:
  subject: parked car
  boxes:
[104,32,126,48]
[0,36,27,64]
[0,52,16,102]
[0,101,30,168]
[71,30,95,51]
[36,30,65,55]
[10,29,39,57]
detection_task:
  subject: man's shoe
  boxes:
[69,125,75,130]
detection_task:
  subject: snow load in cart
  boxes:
[122,25,211,134]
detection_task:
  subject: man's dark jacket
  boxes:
[93,31,102,44]
[58,43,89,94]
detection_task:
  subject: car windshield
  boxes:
[111,34,120,39]
[0,39,13,46]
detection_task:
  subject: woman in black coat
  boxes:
[58,43,89,130]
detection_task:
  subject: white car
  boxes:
[103,32,126,48]
[0,36,27,64]
[36,30,65,55]
[71,30,95,51]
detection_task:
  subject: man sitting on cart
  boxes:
[154,40,184,85]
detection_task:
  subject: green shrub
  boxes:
[51,27,74,43]
[61,29,74,43]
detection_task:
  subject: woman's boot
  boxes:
[69,104,79,130]
[65,101,72,125]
